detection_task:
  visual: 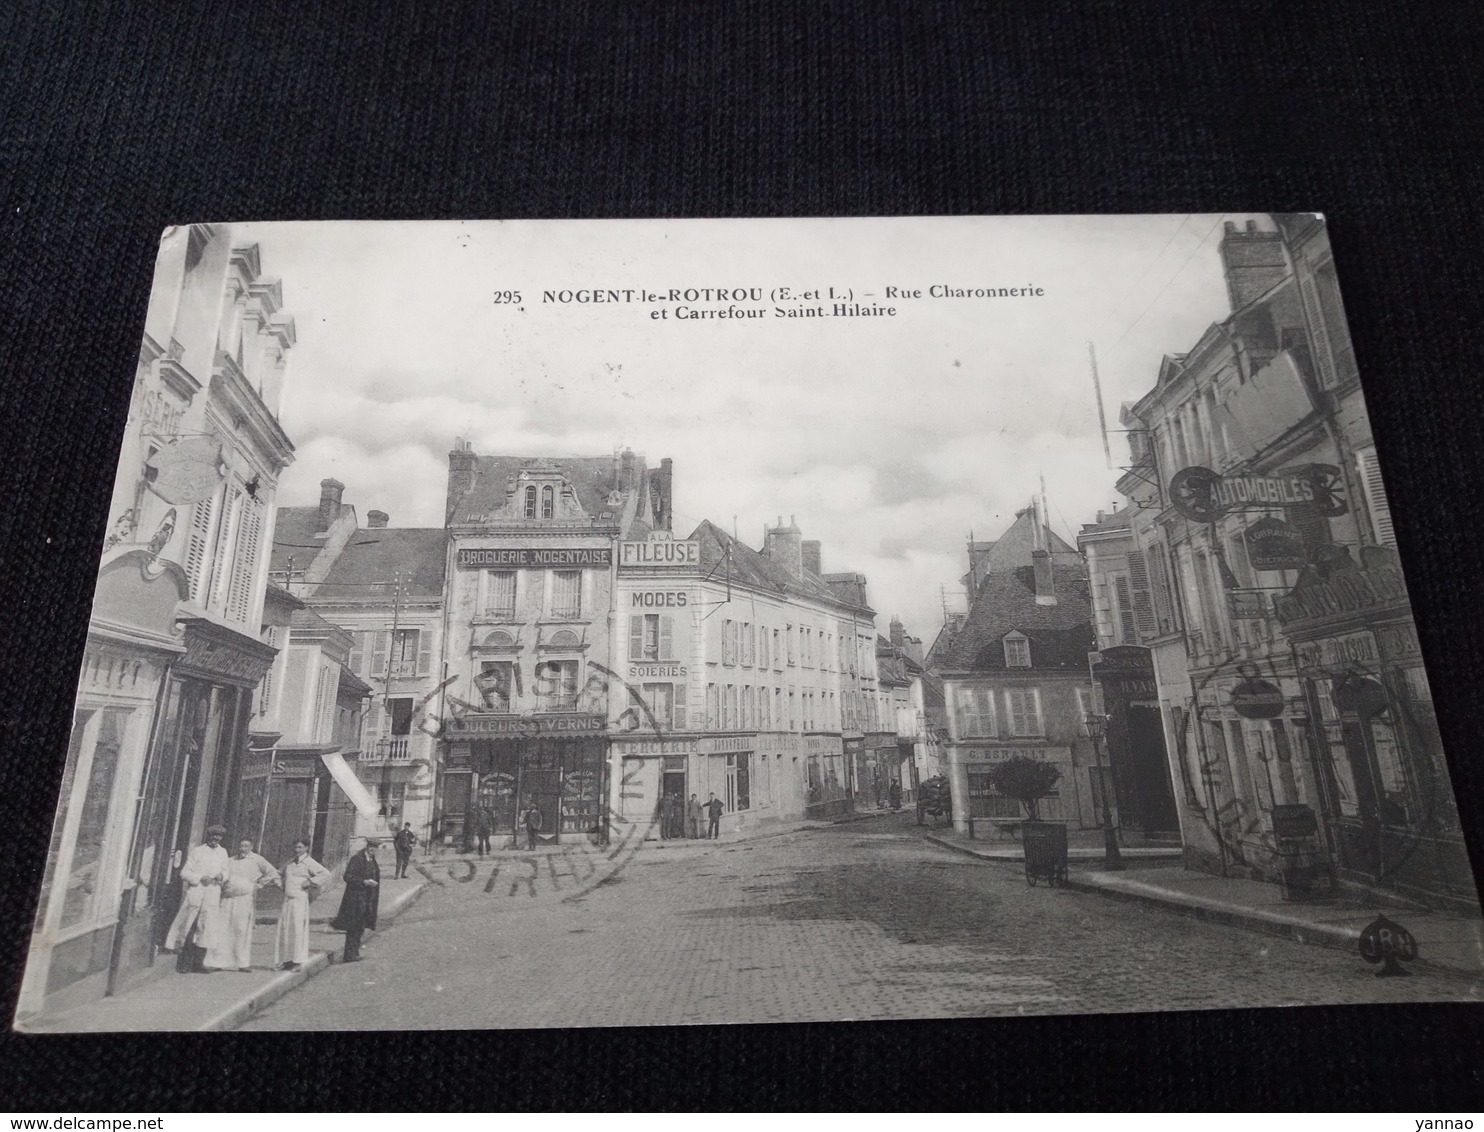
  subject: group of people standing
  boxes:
[658,791,724,840]
[472,803,545,854]
[164,821,421,973]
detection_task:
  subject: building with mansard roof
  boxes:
[936,504,1104,837]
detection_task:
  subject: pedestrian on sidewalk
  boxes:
[164,824,229,974]
[889,780,902,811]
[660,792,679,840]
[474,808,493,857]
[520,802,543,851]
[275,839,331,971]
[687,793,702,839]
[330,839,381,963]
[208,838,280,972]
[706,792,723,838]
[393,822,417,878]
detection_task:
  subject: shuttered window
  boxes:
[1355,447,1396,547]
[207,485,243,612]
[1126,550,1157,638]
[418,631,433,676]
[631,614,674,661]
[1005,688,1043,737]
[1113,576,1138,644]
[183,488,220,602]
[371,630,390,676]
[955,687,996,738]
[484,570,516,618]
[550,570,581,618]
[225,497,263,625]
[672,682,687,730]
[348,632,364,675]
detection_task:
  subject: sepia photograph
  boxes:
[16,213,1483,1033]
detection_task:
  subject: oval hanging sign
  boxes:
[1168,464,1348,523]
[1244,517,1307,571]
[1231,677,1285,719]
[146,437,225,506]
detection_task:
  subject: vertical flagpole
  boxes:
[1089,341,1113,471]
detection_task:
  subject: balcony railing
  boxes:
[363,736,413,763]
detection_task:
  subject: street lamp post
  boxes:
[1082,711,1124,871]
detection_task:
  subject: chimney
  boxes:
[1033,548,1057,605]
[889,615,905,649]
[1220,218,1288,310]
[446,440,477,524]
[620,448,637,492]
[318,478,345,532]
[649,457,674,531]
[801,539,822,576]
[367,510,389,529]
[764,515,803,578]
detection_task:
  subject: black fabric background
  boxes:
[2,0,1482,1112]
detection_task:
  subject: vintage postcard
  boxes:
[18,214,1483,1032]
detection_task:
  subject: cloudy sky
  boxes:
[236,213,1264,642]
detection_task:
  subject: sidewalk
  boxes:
[923,827,1484,978]
[20,874,428,1033]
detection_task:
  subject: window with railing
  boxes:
[477,661,515,711]
[534,660,579,711]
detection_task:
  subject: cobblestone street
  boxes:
[241,813,1480,1030]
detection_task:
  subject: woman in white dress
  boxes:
[274,839,332,971]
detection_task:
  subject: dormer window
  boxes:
[1003,632,1030,668]
[524,485,537,519]
[541,484,554,519]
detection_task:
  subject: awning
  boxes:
[321,750,380,819]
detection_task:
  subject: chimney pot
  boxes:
[367,510,389,529]
[1224,221,1237,233]
[1246,219,1258,232]
[318,478,345,532]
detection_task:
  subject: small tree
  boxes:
[984,756,1062,821]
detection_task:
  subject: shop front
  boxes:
[110,616,276,997]
[445,713,608,848]
[1092,646,1180,835]
[806,734,851,820]
[957,746,1072,826]
[1278,548,1478,910]
[19,552,188,1018]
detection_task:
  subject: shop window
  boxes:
[484,570,517,619]
[967,770,1021,819]
[477,661,515,711]
[1005,688,1043,738]
[1003,633,1030,667]
[726,753,751,812]
[534,660,579,711]
[58,709,128,930]
[550,570,581,618]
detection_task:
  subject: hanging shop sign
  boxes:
[1244,517,1308,571]
[146,437,226,506]
[1168,464,1347,523]
[1295,630,1379,675]
[456,546,612,569]
[1227,591,1267,620]
[1230,675,1285,719]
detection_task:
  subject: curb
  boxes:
[203,880,428,1032]
[924,833,1479,979]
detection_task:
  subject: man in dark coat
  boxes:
[393,822,417,878]
[705,792,724,839]
[330,839,381,962]
[521,803,542,851]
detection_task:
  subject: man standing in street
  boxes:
[393,822,417,879]
[330,838,381,963]
[208,838,280,972]
[889,779,902,812]
[474,808,493,857]
[706,792,724,839]
[164,823,230,973]
[687,793,702,839]
[521,802,543,851]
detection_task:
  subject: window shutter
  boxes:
[259,668,273,715]
[348,632,364,675]
[226,498,263,625]
[659,615,674,661]
[1126,550,1156,638]
[1356,448,1396,547]
[208,486,243,611]
[673,682,687,730]
[629,615,644,661]
[184,489,218,602]
[417,630,432,675]
[372,631,389,676]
